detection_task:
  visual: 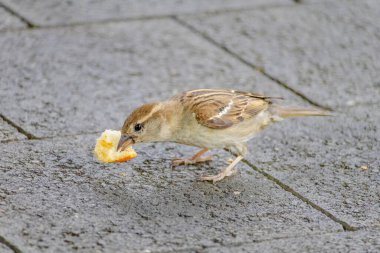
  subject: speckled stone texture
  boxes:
[0,6,26,31]
[0,117,26,142]
[0,0,293,26]
[245,104,380,228]
[0,19,300,138]
[0,137,340,252]
[180,0,380,108]
[1,0,379,252]
[0,242,13,253]
[204,229,380,253]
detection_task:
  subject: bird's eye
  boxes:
[134,123,143,132]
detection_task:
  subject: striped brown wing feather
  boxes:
[177,89,272,129]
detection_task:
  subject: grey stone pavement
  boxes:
[0,0,379,252]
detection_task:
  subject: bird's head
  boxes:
[117,102,171,151]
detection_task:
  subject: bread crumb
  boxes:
[94,130,137,163]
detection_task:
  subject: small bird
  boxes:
[117,89,330,183]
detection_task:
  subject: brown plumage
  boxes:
[176,89,281,129]
[118,89,330,183]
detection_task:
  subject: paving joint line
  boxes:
[0,1,336,34]
[0,235,23,253]
[25,15,172,31]
[172,16,332,111]
[241,158,357,232]
[0,130,102,144]
[0,2,301,32]
[151,229,359,253]
[0,114,37,140]
[0,2,36,28]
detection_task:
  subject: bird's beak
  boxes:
[117,134,135,152]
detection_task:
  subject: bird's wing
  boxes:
[176,89,276,129]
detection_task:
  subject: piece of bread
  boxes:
[94,130,137,163]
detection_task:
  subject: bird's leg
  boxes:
[172,148,212,167]
[199,155,244,183]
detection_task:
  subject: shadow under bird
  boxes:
[117,89,330,183]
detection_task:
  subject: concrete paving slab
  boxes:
[0,19,302,139]
[0,0,293,26]
[205,229,380,253]
[244,104,380,228]
[180,1,380,108]
[0,6,26,31]
[0,135,341,252]
[302,0,380,14]
[0,242,13,253]
[0,117,27,142]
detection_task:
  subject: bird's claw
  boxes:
[199,168,237,183]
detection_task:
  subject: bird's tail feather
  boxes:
[272,105,332,118]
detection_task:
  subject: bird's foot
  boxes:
[199,155,243,183]
[172,156,213,167]
[199,167,237,183]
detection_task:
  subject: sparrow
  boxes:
[117,89,330,183]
